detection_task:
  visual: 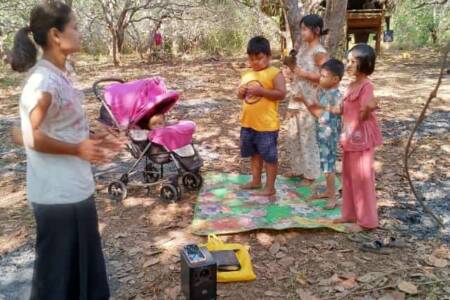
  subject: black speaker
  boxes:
[180,246,217,300]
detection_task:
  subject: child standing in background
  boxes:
[285,14,329,185]
[333,44,382,232]
[303,58,345,210]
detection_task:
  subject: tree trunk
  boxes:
[109,25,127,66]
[282,0,304,49]
[0,34,11,64]
[117,28,125,54]
[323,0,348,57]
[431,28,438,44]
[111,30,120,66]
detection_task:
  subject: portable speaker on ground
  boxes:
[180,245,217,300]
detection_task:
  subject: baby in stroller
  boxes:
[128,114,165,141]
[93,77,203,202]
[148,114,165,129]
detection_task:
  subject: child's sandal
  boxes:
[346,233,370,243]
[359,240,392,255]
[382,236,406,248]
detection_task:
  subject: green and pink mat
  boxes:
[192,172,350,235]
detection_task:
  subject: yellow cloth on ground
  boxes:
[240,66,281,131]
[201,234,256,282]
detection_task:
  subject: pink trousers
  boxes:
[342,148,378,229]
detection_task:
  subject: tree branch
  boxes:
[414,0,448,9]
[403,42,450,228]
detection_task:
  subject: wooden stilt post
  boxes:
[376,26,382,55]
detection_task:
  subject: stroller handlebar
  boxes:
[92,78,125,102]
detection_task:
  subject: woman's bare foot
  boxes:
[253,187,276,197]
[240,182,262,190]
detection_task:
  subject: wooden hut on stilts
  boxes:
[346,3,388,55]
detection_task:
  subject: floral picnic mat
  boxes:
[191,172,349,235]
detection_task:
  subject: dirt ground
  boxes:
[0,49,449,300]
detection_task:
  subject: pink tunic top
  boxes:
[340,79,382,151]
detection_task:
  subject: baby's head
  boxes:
[282,49,297,70]
[319,58,345,89]
[346,44,376,77]
[246,36,271,72]
[148,114,165,130]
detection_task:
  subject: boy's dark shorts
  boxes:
[240,127,278,163]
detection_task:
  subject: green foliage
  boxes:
[163,1,279,57]
[0,0,279,63]
[200,29,245,55]
[393,0,450,49]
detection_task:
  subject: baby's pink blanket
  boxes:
[104,77,179,128]
[148,121,196,151]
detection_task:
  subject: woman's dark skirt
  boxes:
[30,196,110,300]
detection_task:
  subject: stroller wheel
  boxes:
[143,165,160,183]
[108,181,127,202]
[182,172,203,191]
[160,184,181,202]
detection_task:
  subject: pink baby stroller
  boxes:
[93,77,203,202]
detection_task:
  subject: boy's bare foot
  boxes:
[285,173,302,178]
[309,192,330,200]
[253,187,276,197]
[299,178,315,186]
[240,182,262,190]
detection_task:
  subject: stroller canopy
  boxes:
[104,77,179,129]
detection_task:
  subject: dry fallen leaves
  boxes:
[326,273,359,292]
[357,272,384,283]
[143,257,160,268]
[269,242,281,256]
[378,291,406,300]
[426,255,448,268]
[340,277,357,290]
[278,256,295,267]
[128,247,141,256]
[397,280,418,295]
[432,245,450,259]
[264,290,282,297]
[295,273,308,286]
[164,285,180,300]
[296,288,319,300]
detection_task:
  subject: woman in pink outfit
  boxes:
[333,44,382,232]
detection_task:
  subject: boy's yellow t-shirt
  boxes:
[240,66,281,132]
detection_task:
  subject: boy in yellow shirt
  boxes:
[237,36,286,196]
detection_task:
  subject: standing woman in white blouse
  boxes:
[10,2,123,299]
